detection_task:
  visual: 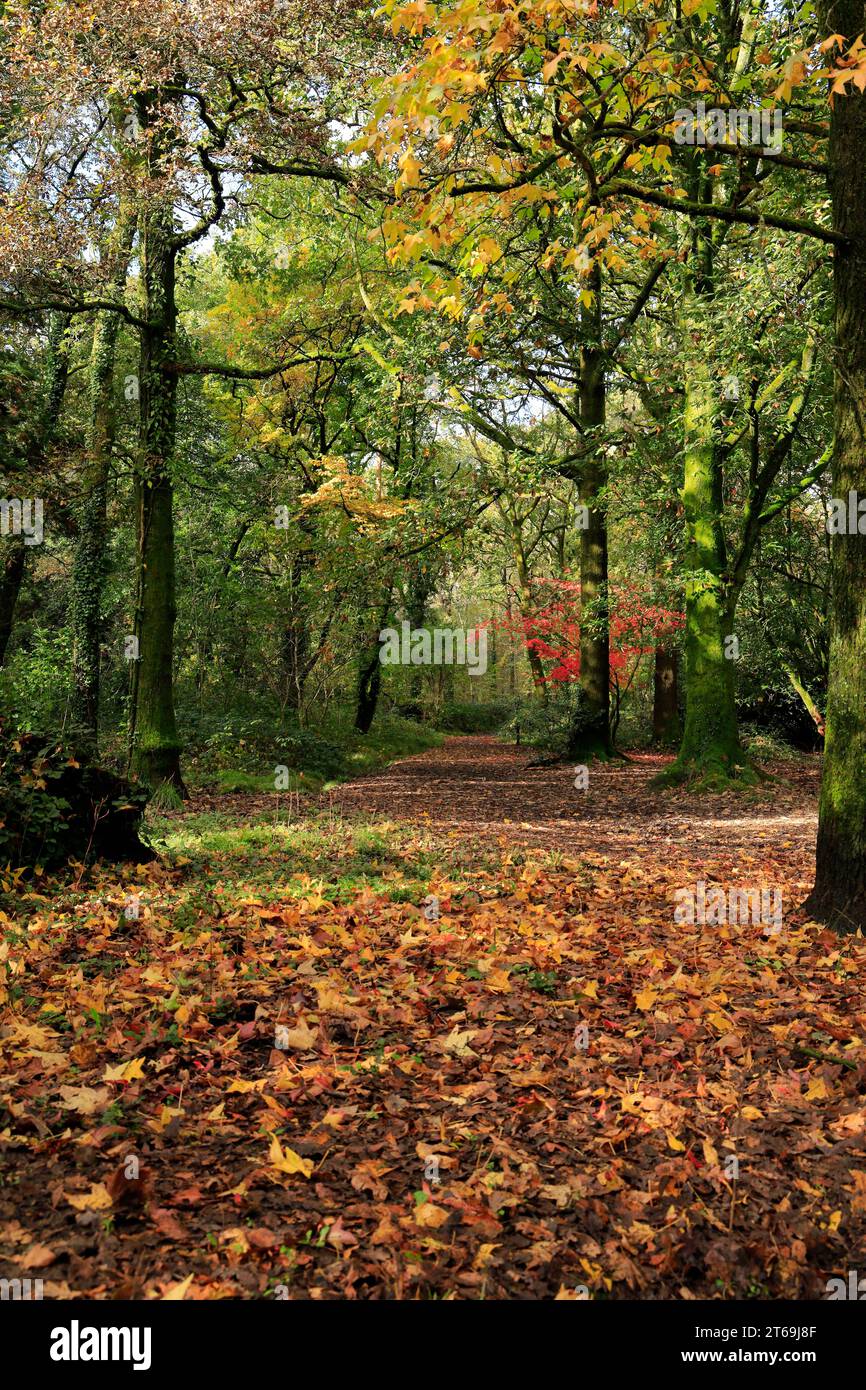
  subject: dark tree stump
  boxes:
[0,730,154,870]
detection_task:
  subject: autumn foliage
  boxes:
[499,579,684,688]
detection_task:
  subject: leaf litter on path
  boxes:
[1,737,862,1300]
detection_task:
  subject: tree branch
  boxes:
[602,180,844,246]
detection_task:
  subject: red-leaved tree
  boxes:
[500,579,684,742]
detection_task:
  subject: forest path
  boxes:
[3,739,851,1304]
[329,734,820,891]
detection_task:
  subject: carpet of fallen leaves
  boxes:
[1,737,864,1300]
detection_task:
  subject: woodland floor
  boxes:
[2,736,864,1301]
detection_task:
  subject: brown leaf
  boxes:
[247,1227,279,1250]
[21,1243,58,1269]
[150,1207,187,1241]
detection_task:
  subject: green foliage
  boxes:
[741,725,805,763]
[503,688,585,756]
[148,780,184,812]
[179,711,442,792]
[0,729,152,871]
[184,714,345,785]
[0,629,74,733]
[0,757,68,871]
[339,716,443,776]
[438,700,511,733]
[216,767,327,795]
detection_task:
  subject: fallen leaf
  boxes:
[151,1207,187,1241]
[21,1243,57,1269]
[162,1274,194,1300]
[269,1135,314,1178]
[103,1058,147,1083]
[58,1085,111,1115]
[66,1183,112,1212]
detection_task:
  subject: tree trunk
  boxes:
[567,337,611,759]
[663,356,750,786]
[510,543,547,699]
[281,552,309,714]
[70,214,134,746]
[0,540,25,667]
[652,645,681,745]
[659,204,752,789]
[355,651,382,735]
[406,563,434,707]
[781,662,825,741]
[42,311,72,443]
[128,196,184,794]
[805,0,866,932]
[1,313,70,667]
[355,590,392,734]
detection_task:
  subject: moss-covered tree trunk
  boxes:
[665,357,749,785]
[660,189,752,787]
[781,662,825,742]
[128,197,184,794]
[70,214,134,746]
[805,0,866,931]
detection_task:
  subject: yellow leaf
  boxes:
[269,1135,313,1179]
[667,1132,686,1152]
[485,968,511,993]
[414,1201,449,1228]
[702,1138,719,1167]
[806,1076,830,1101]
[398,150,421,189]
[155,1105,184,1130]
[477,236,502,262]
[276,1018,319,1051]
[66,1183,112,1212]
[440,1026,477,1057]
[313,984,358,1017]
[162,1274,194,1301]
[103,1058,146,1083]
[635,988,657,1011]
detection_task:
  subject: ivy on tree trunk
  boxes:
[128,181,185,795]
[806,0,866,932]
[70,210,134,747]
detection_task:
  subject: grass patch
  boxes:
[142,812,455,907]
[185,715,443,794]
[214,768,321,795]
